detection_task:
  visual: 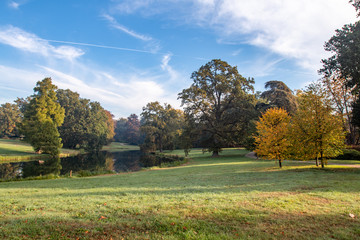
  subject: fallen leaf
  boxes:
[349,213,355,218]
[99,216,107,220]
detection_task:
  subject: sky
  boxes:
[0,0,358,118]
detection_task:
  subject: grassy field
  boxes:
[0,139,79,162]
[0,139,139,163]
[0,148,360,239]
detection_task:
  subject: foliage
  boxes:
[321,74,358,144]
[290,83,346,168]
[114,117,128,142]
[56,89,113,151]
[178,59,256,156]
[140,102,184,152]
[124,114,141,145]
[350,0,360,16]
[19,78,65,156]
[352,94,360,143]
[335,149,360,160]
[260,81,298,114]
[0,103,22,138]
[104,110,115,143]
[254,108,291,168]
[320,21,360,91]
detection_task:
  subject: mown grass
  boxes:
[0,148,360,239]
[0,139,79,162]
[0,140,139,163]
[101,142,140,152]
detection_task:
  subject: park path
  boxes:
[245,152,360,168]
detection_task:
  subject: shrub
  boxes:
[335,149,360,160]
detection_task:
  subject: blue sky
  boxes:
[0,0,357,118]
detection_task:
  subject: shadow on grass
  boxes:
[1,206,359,240]
[2,155,360,195]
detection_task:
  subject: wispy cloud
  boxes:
[0,25,84,60]
[102,14,152,41]
[111,0,357,72]
[8,1,20,9]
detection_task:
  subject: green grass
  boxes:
[1,148,360,239]
[0,139,79,162]
[0,140,139,163]
[101,142,140,152]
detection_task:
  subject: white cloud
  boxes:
[102,14,153,41]
[8,1,20,9]
[40,66,176,118]
[111,0,357,72]
[192,0,358,71]
[0,25,84,60]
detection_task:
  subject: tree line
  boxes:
[0,78,115,158]
[0,2,359,164]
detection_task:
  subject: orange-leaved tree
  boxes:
[254,108,291,168]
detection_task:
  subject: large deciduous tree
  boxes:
[140,102,184,153]
[19,78,65,156]
[260,81,298,114]
[56,89,113,151]
[254,108,291,168]
[290,83,345,168]
[320,21,360,90]
[0,103,22,138]
[178,59,256,156]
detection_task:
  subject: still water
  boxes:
[0,151,182,181]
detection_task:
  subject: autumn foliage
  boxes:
[254,108,291,168]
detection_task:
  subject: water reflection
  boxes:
[0,151,184,181]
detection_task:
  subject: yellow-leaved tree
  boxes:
[254,108,291,168]
[290,83,345,168]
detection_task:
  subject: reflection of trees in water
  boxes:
[60,151,112,174]
[0,150,184,180]
[112,151,142,172]
[0,163,21,180]
[22,156,61,178]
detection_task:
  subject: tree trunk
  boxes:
[212,150,219,157]
[320,151,324,168]
[278,159,282,168]
[315,157,319,167]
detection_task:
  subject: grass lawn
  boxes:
[0,139,79,162]
[0,148,360,239]
[0,140,138,163]
[101,142,140,152]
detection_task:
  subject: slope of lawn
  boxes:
[0,139,79,162]
[0,148,360,239]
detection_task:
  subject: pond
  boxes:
[0,151,185,181]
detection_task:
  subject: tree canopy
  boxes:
[260,81,298,114]
[255,108,291,168]
[320,21,360,90]
[290,83,345,168]
[19,78,65,156]
[178,59,256,156]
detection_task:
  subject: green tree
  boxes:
[320,21,360,90]
[19,78,65,156]
[254,108,291,168]
[56,89,113,151]
[140,102,184,152]
[124,114,141,145]
[290,83,346,168]
[178,59,256,156]
[114,117,128,142]
[56,89,89,149]
[0,103,22,138]
[260,81,298,114]
[351,95,360,144]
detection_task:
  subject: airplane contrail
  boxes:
[44,39,158,54]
